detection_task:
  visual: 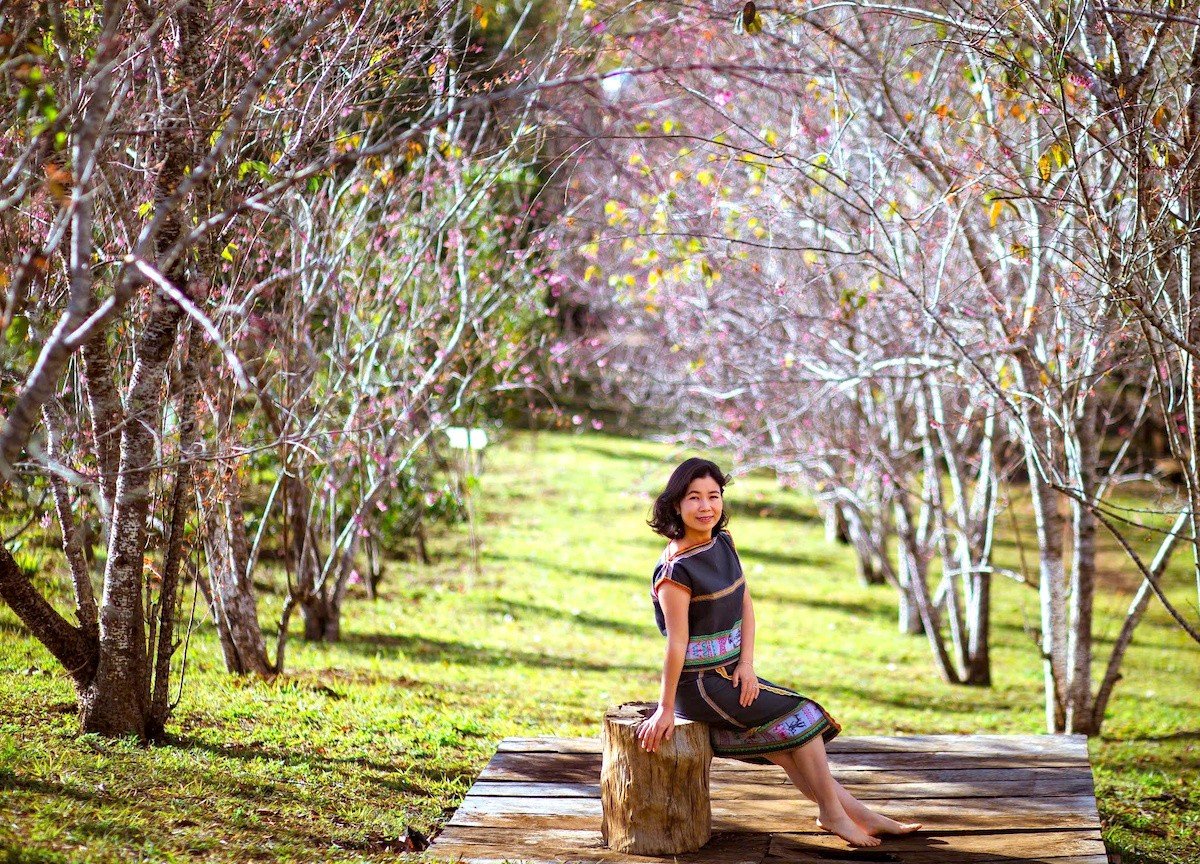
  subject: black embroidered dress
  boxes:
[651,529,841,763]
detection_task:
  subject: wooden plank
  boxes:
[448,794,1100,833]
[431,852,1108,864]
[479,757,1095,788]
[497,735,1089,758]
[465,771,1096,800]
[768,829,1107,860]
[476,750,1088,785]
[428,829,770,863]
[430,827,1107,864]
[436,736,1104,862]
[467,781,602,798]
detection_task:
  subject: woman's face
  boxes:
[676,475,722,537]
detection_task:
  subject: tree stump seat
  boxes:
[600,701,713,854]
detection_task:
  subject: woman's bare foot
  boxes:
[855,810,922,837]
[816,812,881,847]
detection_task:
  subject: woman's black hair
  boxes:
[647,457,730,540]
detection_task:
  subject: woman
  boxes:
[637,457,920,848]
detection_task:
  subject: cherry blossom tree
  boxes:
[550,0,1200,730]
[0,0,570,734]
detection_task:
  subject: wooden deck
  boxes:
[428,735,1107,863]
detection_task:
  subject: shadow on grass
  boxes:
[0,618,32,638]
[1111,728,1200,743]
[480,597,650,637]
[738,545,841,570]
[819,681,988,715]
[162,732,477,796]
[0,771,101,803]
[726,499,823,525]
[336,631,659,674]
[752,591,899,620]
[485,551,648,589]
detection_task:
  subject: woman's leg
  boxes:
[763,751,817,801]
[781,736,880,847]
[781,736,922,838]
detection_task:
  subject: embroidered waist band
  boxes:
[683,619,742,669]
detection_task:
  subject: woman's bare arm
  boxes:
[638,583,689,751]
[657,583,690,709]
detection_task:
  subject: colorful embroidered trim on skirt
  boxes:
[684,619,742,668]
[710,698,834,757]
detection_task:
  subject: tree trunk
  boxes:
[964,570,991,685]
[415,513,430,565]
[1065,395,1099,734]
[1091,509,1189,729]
[301,592,341,642]
[843,505,885,586]
[601,702,712,855]
[896,559,923,635]
[0,544,98,686]
[896,503,958,683]
[147,327,200,738]
[1018,350,1068,732]
[200,467,274,675]
[85,293,183,738]
[1028,469,1068,732]
[823,501,850,545]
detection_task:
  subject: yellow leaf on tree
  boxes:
[988,200,1005,228]
[697,170,714,186]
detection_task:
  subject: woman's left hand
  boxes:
[731,660,760,707]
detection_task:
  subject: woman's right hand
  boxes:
[636,704,675,753]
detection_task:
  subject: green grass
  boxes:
[1,429,1198,862]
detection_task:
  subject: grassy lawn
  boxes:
[1,429,1197,863]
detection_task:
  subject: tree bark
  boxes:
[199,466,274,675]
[301,593,341,642]
[147,326,200,739]
[0,544,98,686]
[601,702,712,855]
[85,294,182,738]
[1028,469,1068,732]
[895,499,958,683]
[41,402,99,643]
[1065,395,1099,734]
[80,329,123,519]
[1091,509,1189,729]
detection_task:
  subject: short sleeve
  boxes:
[721,529,736,552]
[652,558,693,598]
